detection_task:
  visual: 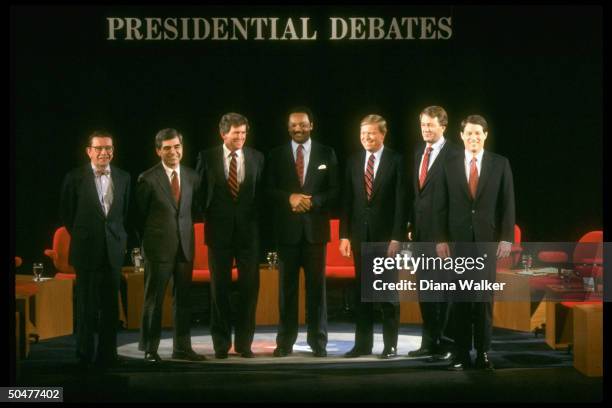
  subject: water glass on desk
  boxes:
[32,262,44,281]
[521,254,532,273]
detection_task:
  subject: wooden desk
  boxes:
[544,283,586,349]
[15,294,31,358]
[122,267,173,330]
[16,275,73,340]
[573,303,602,377]
[256,265,305,325]
[493,270,546,332]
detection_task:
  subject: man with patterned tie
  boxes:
[266,106,339,358]
[339,114,407,359]
[434,115,515,371]
[60,130,131,369]
[408,106,460,361]
[136,128,205,362]
[196,113,264,359]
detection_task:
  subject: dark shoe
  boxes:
[447,354,471,371]
[240,350,255,358]
[273,347,292,357]
[427,351,454,363]
[172,350,206,361]
[475,352,494,370]
[144,352,162,363]
[407,347,433,358]
[312,348,327,357]
[379,346,398,359]
[215,351,229,359]
[344,346,372,358]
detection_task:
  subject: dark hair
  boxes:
[219,112,249,135]
[155,128,183,149]
[87,130,113,146]
[288,106,314,123]
[420,106,448,127]
[460,115,489,133]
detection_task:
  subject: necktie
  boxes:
[171,170,180,204]
[365,153,375,200]
[228,152,239,200]
[95,169,109,177]
[295,144,304,186]
[419,146,433,190]
[469,157,479,199]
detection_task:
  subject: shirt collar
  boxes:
[223,143,243,159]
[161,161,180,177]
[465,149,484,163]
[366,145,384,160]
[427,136,446,152]
[292,137,312,154]
[91,164,111,175]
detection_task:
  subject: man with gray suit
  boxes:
[136,128,205,362]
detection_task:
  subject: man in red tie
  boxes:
[266,107,339,358]
[339,114,407,359]
[408,106,460,361]
[136,128,205,363]
[434,115,515,371]
[196,113,264,359]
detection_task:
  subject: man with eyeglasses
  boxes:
[60,130,131,369]
[265,107,339,358]
[136,128,206,363]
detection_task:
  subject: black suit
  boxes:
[434,150,515,355]
[266,140,339,351]
[136,163,200,354]
[196,146,264,354]
[60,164,131,363]
[411,140,460,353]
[340,147,406,351]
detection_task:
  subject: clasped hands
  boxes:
[435,241,512,259]
[289,193,312,213]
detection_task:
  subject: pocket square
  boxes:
[318,164,327,170]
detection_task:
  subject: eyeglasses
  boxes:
[90,146,114,152]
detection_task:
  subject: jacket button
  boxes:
[471,210,476,214]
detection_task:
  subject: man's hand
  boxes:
[289,194,312,213]
[339,239,352,258]
[436,242,450,258]
[387,240,401,258]
[496,241,512,259]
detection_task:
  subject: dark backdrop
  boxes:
[12,5,602,264]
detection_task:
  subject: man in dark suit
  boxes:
[60,130,130,369]
[434,114,515,370]
[339,114,406,359]
[196,113,264,359]
[266,106,339,357]
[136,128,205,362]
[408,106,459,361]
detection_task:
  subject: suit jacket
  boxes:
[196,145,264,248]
[434,150,515,243]
[60,164,131,271]
[265,140,339,245]
[136,163,200,263]
[340,147,406,244]
[411,140,460,242]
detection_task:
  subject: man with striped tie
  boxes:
[196,113,264,359]
[339,114,407,359]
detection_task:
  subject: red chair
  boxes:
[496,224,523,270]
[192,223,238,282]
[325,219,355,316]
[325,219,355,279]
[44,227,76,281]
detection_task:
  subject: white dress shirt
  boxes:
[292,137,312,185]
[464,149,484,180]
[222,144,245,184]
[418,136,446,179]
[162,161,181,189]
[92,164,113,215]
[363,145,384,178]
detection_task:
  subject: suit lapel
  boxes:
[241,147,255,198]
[85,166,106,217]
[302,141,318,191]
[356,150,368,202]
[453,155,472,201]
[154,164,178,210]
[475,151,492,201]
[414,147,423,194]
[106,165,122,217]
[214,146,229,196]
[370,148,390,200]
[284,143,302,188]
